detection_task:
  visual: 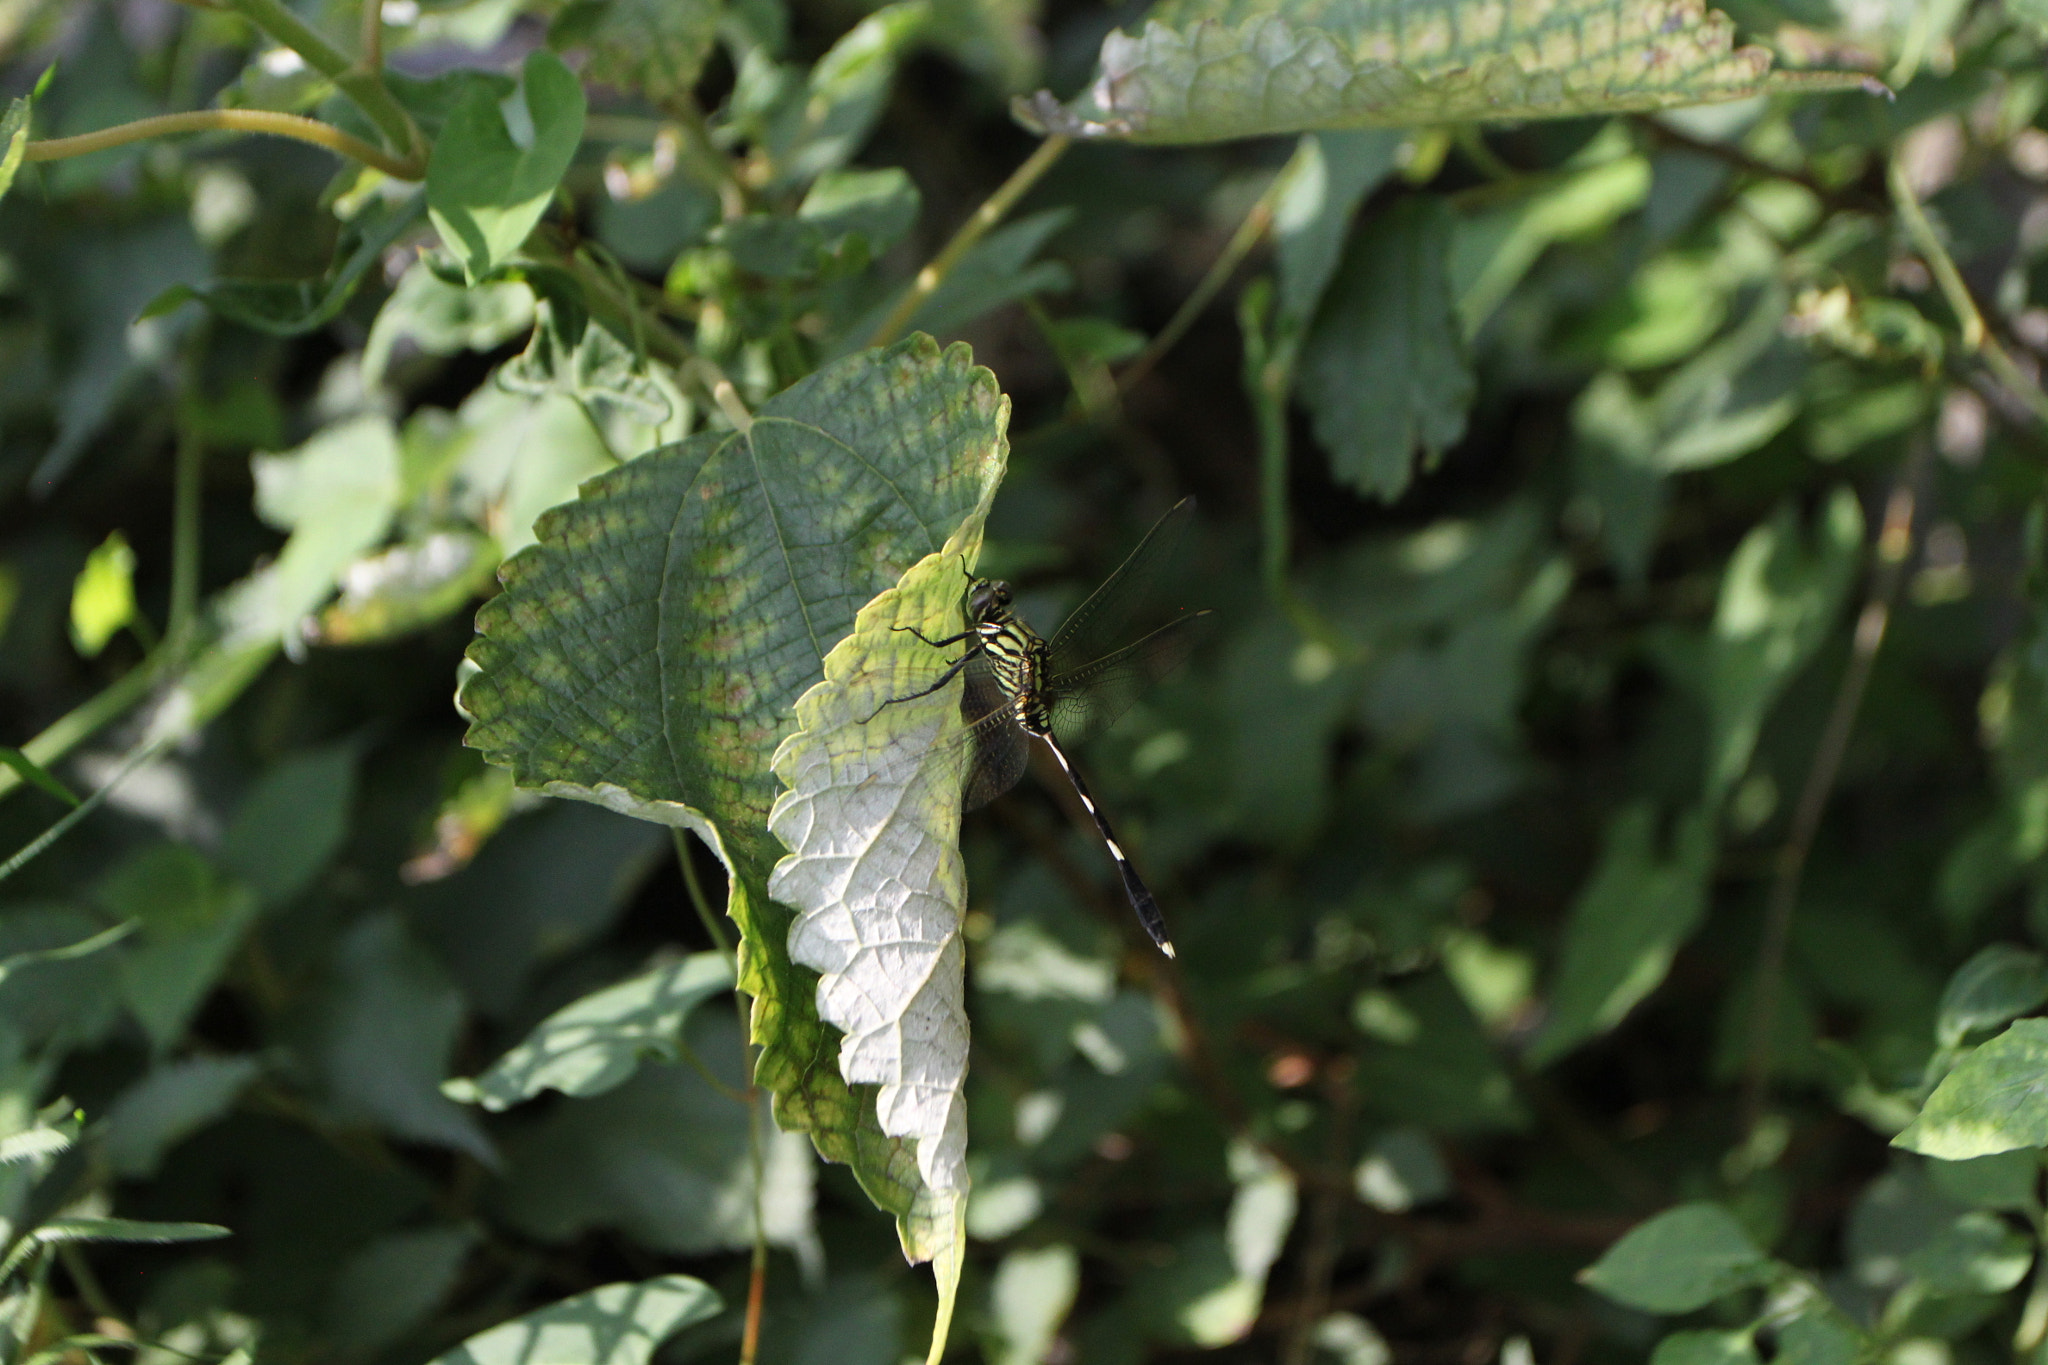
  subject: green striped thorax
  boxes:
[965,578,1052,736]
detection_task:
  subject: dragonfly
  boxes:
[869,498,1209,957]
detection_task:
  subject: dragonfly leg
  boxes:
[860,650,972,724]
[892,624,974,649]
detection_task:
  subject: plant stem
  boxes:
[868,135,1070,348]
[219,0,423,167]
[1889,154,2048,429]
[26,109,420,180]
[1741,459,1923,1133]
[671,828,733,958]
[0,740,166,883]
[168,426,203,656]
[359,0,382,71]
[0,664,161,806]
[740,1078,769,1365]
[1120,168,1284,395]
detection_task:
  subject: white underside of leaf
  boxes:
[768,532,986,1194]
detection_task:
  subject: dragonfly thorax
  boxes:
[968,582,1053,737]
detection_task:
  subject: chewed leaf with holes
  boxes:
[767,515,994,1362]
[1015,0,1875,144]
[461,334,1007,1261]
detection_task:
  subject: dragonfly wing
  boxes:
[1045,498,1197,679]
[1044,609,1211,746]
[960,656,1029,809]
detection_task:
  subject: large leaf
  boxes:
[1016,0,1873,143]
[767,527,992,1196]
[462,334,1007,1257]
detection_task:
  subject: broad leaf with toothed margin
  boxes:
[461,334,1006,1264]
[1016,0,1874,144]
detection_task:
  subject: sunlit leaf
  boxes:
[1702,490,1863,807]
[69,531,136,658]
[1897,1019,2048,1160]
[1531,805,1714,1064]
[1016,0,1873,144]
[428,53,587,282]
[462,335,1006,1256]
[422,1277,721,1365]
[448,952,735,1109]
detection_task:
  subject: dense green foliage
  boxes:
[4,0,2048,1363]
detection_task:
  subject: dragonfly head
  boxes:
[967,578,1013,620]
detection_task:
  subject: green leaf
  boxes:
[1297,197,1473,503]
[229,414,407,646]
[220,744,358,909]
[26,1218,229,1245]
[462,334,1006,1256]
[422,1277,721,1365]
[1925,1150,2042,1212]
[447,952,735,1109]
[1937,944,2048,1048]
[1774,1308,1862,1365]
[1903,1209,2033,1295]
[1580,1203,1773,1313]
[0,748,78,809]
[1897,1019,2048,1160]
[1352,1128,1451,1212]
[313,913,494,1162]
[362,258,536,387]
[1015,0,1874,143]
[1451,140,1650,337]
[312,530,499,646]
[1702,490,1863,807]
[0,96,30,206]
[1650,1331,1759,1365]
[141,195,428,337]
[1531,805,1715,1064]
[497,308,678,429]
[771,1,930,186]
[1272,130,1403,329]
[324,1227,475,1362]
[767,521,997,1196]
[427,53,588,282]
[492,1016,816,1259]
[578,0,723,104]
[990,1246,1080,1365]
[95,844,261,1053]
[102,1054,262,1178]
[69,531,136,658]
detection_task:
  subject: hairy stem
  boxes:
[219,0,423,166]
[869,135,1070,348]
[26,109,420,180]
